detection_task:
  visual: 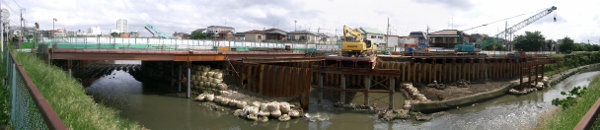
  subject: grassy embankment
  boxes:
[536,52,600,129]
[0,50,142,129]
[536,77,600,129]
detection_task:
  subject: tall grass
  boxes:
[544,52,600,76]
[9,51,142,129]
[536,76,600,129]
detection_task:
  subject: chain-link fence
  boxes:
[4,46,67,130]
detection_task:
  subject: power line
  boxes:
[1,0,18,13]
[12,0,21,9]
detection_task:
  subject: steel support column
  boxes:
[67,60,72,79]
[187,64,191,98]
[178,64,182,92]
[340,74,346,103]
[389,77,395,109]
[364,76,371,106]
[318,73,323,103]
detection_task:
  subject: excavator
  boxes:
[341,25,377,57]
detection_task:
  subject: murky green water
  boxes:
[85,62,600,130]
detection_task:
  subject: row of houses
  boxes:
[185,25,479,49]
[186,26,342,44]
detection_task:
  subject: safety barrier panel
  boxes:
[44,37,341,52]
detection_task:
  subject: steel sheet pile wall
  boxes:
[372,58,541,83]
[230,62,312,109]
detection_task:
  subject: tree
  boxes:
[111,32,120,37]
[593,44,600,51]
[558,37,574,53]
[513,31,546,51]
[190,31,207,39]
[26,34,34,42]
[482,41,506,51]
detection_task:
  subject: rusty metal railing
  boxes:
[4,46,67,130]
[575,98,600,130]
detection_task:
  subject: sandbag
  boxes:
[228,99,238,107]
[279,102,291,114]
[270,110,282,118]
[213,96,222,103]
[217,84,228,90]
[220,97,230,105]
[267,102,280,112]
[247,114,258,121]
[202,66,211,72]
[237,101,247,109]
[289,110,300,118]
[278,114,291,121]
[252,101,261,107]
[194,93,206,101]
[260,103,269,111]
[212,78,222,84]
[207,72,215,78]
[214,72,223,79]
[257,110,270,117]
[205,94,215,102]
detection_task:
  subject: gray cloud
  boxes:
[411,0,474,11]
[12,0,320,36]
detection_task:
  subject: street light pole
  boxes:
[53,18,57,38]
[294,20,297,31]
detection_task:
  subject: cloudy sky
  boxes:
[1,0,598,43]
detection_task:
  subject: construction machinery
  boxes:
[455,6,557,52]
[404,42,430,55]
[341,25,377,57]
[144,24,170,39]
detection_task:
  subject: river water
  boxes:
[84,62,600,130]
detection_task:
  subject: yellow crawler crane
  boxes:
[341,25,377,57]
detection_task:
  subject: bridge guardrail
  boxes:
[4,46,67,130]
[44,37,341,53]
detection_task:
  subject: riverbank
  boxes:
[534,64,600,129]
[1,51,142,129]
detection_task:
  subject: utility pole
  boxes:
[386,17,390,50]
[20,9,25,49]
[1,4,3,53]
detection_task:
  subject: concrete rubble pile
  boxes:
[194,93,303,122]
[508,76,550,95]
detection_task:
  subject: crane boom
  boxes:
[144,24,170,38]
[493,6,557,38]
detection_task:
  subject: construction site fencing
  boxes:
[44,37,341,52]
[4,46,67,130]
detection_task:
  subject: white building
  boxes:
[206,25,235,37]
[116,19,128,33]
[357,27,386,46]
[88,26,102,35]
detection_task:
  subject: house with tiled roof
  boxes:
[264,28,287,41]
[245,30,265,42]
[287,30,316,43]
[428,29,470,48]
